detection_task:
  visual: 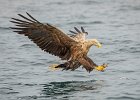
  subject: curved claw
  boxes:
[95,63,108,72]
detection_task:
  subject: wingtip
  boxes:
[11,18,16,20]
[81,26,88,34]
[17,13,21,16]
[81,26,85,32]
[69,30,77,34]
[74,27,81,33]
[9,20,13,23]
[26,12,30,16]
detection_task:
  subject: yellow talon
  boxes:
[95,63,108,72]
[49,64,61,71]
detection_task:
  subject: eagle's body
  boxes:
[10,13,107,72]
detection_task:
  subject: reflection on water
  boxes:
[42,80,104,97]
[16,80,104,100]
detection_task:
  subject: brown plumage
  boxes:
[10,12,102,72]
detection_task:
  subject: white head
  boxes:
[88,39,102,48]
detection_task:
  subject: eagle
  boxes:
[10,12,107,73]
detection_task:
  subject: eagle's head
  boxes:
[88,39,102,48]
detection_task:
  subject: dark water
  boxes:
[0,0,140,100]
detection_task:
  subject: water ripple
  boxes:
[41,80,104,97]
[1,0,140,100]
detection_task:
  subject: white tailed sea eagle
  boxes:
[10,12,108,72]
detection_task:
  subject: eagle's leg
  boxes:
[50,61,80,71]
[61,61,81,71]
[79,57,108,72]
[49,62,71,71]
[49,64,62,71]
[61,61,73,70]
[56,64,67,69]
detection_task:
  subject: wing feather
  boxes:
[69,27,88,42]
[10,13,76,60]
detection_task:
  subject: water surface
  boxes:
[0,0,140,100]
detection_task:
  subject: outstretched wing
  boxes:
[10,12,76,60]
[69,27,88,42]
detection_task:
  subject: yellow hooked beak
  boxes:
[93,39,102,48]
[96,42,102,48]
